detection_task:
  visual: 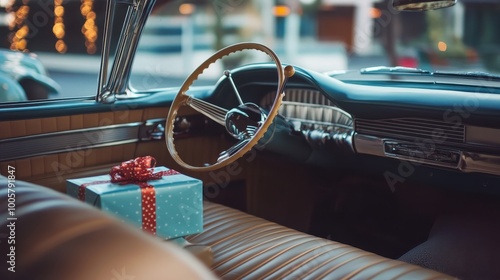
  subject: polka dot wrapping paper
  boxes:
[66,166,203,239]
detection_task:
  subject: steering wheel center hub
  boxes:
[225,103,267,140]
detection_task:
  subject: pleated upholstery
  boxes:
[187,202,457,280]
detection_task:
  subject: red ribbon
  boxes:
[78,156,179,235]
[109,156,162,183]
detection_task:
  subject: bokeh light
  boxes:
[53,0,66,53]
[81,0,98,54]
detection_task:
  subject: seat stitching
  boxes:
[314,252,374,279]
[214,228,294,254]
[283,247,363,279]
[214,233,308,271]
[222,235,315,278]
[187,215,266,241]
[188,218,272,244]
[234,238,326,280]
[258,242,328,279]
[275,244,353,278]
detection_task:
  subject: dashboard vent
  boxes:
[261,89,335,108]
[280,102,353,133]
[355,118,465,144]
[261,89,352,133]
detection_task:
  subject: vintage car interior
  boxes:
[1,0,500,279]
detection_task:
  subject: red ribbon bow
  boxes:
[109,156,162,183]
[78,156,179,235]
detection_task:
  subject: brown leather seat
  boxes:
[0,176,455,280]
[187,201,457,280]
[0,176,217,280]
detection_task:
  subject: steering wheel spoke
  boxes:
[218,139,250,162]
[186,96,227,126]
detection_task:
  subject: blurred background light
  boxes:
[273,5,291,17]
[438,41,447,52]
[179,3,195,15]
[370,7,382,19]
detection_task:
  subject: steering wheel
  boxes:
[165,42,295,171]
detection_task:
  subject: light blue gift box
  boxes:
[66,167,203,239]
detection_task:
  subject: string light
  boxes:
[80,0,98,54]
[7,0,30,51]
[53,0,67,53]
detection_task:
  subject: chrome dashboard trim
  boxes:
[354,133,500,177]
[460,152,500,176]
[465,125,500,146]
[353,134,385,157]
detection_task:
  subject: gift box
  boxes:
[66,157,203,239]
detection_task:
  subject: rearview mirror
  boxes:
[392,0,457,11]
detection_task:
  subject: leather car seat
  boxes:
[0,176,217,280]
[0,176,455,279]
[187,202,457,279]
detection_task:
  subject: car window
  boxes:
[131,0,500,90]
[0,1,110,101]
[1,0,499,103]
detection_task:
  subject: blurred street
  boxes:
[43,49,388,99]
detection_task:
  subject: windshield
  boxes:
[0,0,499,100]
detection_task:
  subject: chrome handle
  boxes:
[139,119,165,141]
[149,123,165,140]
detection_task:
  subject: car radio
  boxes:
[384,141,461,168]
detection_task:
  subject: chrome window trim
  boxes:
[97,0,157,103]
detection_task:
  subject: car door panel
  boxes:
[0,107,147,189]
[0,100,242,194]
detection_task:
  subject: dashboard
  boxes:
[209,63,500,189]
[3,61,500,192]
